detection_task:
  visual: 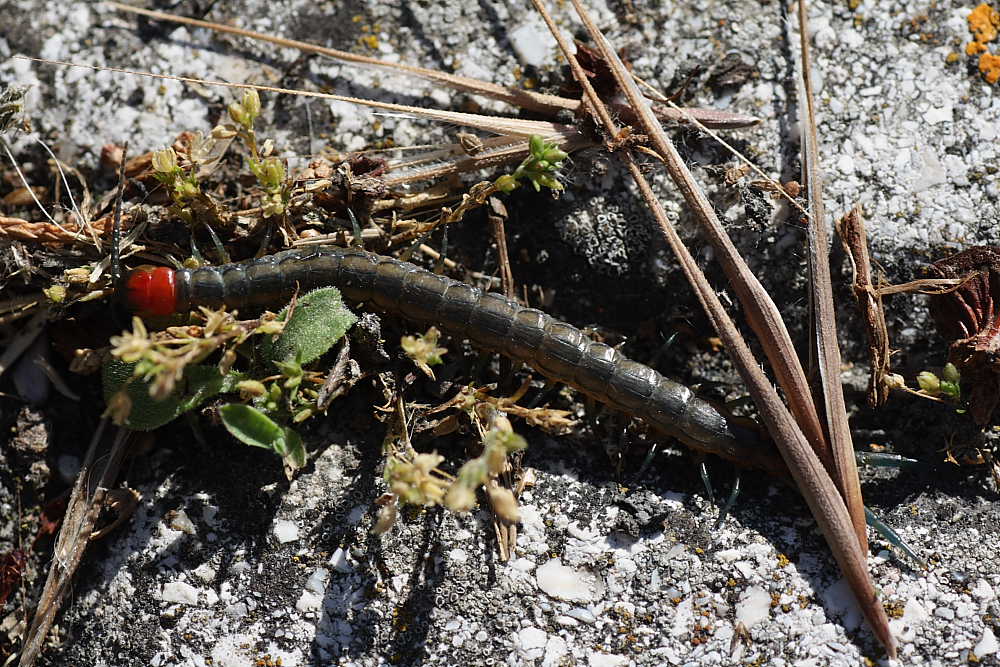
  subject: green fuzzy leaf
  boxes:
[102,359,244,431]
[261,287,356,365]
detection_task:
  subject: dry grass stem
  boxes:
[563,5,834,477]
[533,0,895,657]
[16,57,580,144]
[18,424,132,667]
[796,1,868,552]
[108,2,760,131]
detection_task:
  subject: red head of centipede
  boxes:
[121,265,178,316]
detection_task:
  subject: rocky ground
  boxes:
[1,1,999,666]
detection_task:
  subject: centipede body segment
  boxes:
[123,246,786,475]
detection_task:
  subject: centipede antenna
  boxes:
[713,473,741,531]
[646,331,679,371]
[634,442,659,481]
[399,228,430,263]
[346,209,363,247]
[110,142,128,286]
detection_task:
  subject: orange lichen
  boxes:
[980,51,1000,84]
[969,3,1000,44]
[967,40,988,56]
[967,4,1000,84]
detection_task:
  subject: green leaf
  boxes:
[281,427,306,469]
[102,359,244,431]
[261,287,356,365]
[219,403,284,450]
[219,404,307,470]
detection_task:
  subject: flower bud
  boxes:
[495,174,519,193]
[916,371,940,394]
[151,147,178,174]
[942,362,961,384]
[228,101,248,128]
[372,501,398,534]
[242,89,261,120]
[237,379,267,399]
[262,157,285,189]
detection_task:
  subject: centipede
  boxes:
[122,245,787,476]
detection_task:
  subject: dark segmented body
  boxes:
[168,246,785,475]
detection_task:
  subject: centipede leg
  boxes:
[712,473,741,531]
[699,461,716,505]
[526,378,558,410]
[865,506,926,569]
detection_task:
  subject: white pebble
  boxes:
[736,586,771,628]
[975,627,999,659]
[272,519,299,543]
[161,581,199,605]
[516,627,547,660]
[536,559,600,602]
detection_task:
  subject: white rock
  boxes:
[210,634,254,667]
[193,562,216,583]
[536,559,600,602]
[543,635,568,666]
[972,579,995,600]
[587,652,628,666]
[516,627,547,660]
[305,568,330,594]
[903,598,930,625]
[714,549,741,563]
[169,510,196,535]
[975,627,999,659]
[161,581,199,605]
[329,548,353,573]
[566,607,597,624]
[507,21,555,67]
[509,557,536,572]
[736,586,771,628]
[296,591,322,613]
[670,596,693,637]
[924,104,952,124]
[272,519,299,543]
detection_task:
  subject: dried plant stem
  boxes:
[19,424,132,667]
[107,2,759,131]
[560,4,832,469]
[796,0,867,552]
[488,198,517,300]
[837,205,891,407]
[0,212,127,244]
[16,57,579,143]
[533,0,895,657]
